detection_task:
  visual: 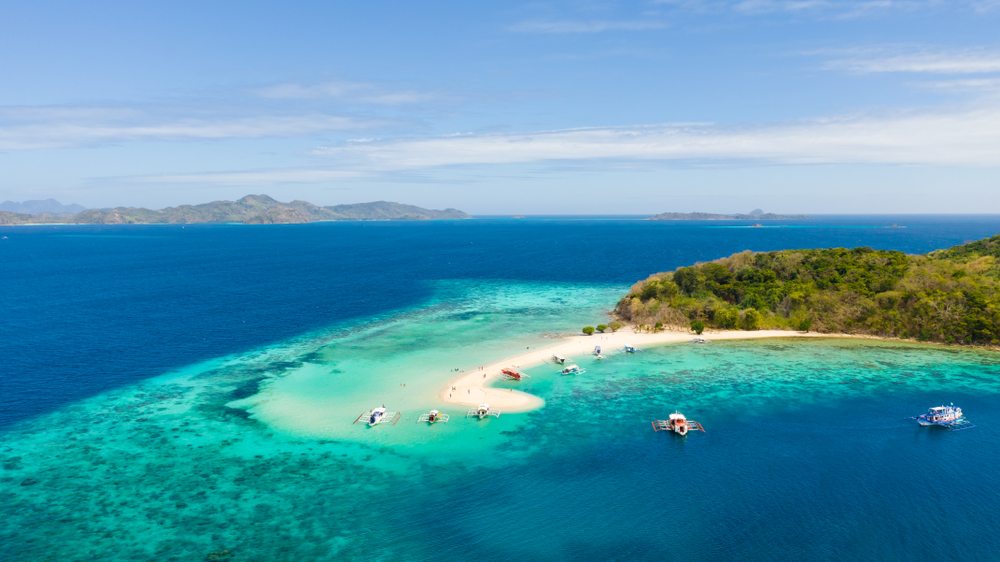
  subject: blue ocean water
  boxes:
[3,215,1000,561]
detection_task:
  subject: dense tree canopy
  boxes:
[615,235,1000,346]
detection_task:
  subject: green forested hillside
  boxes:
[615,235,1000,346]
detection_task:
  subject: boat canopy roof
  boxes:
[669,413,686,420]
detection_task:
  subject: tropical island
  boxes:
[614,234,1000,346]
[0,194,471,225]
[441,234,1000,413]
[646,208,812,220]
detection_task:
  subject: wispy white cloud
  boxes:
[255,81,445,105]
[134,169,366,185]
[919,77,1000,92]
[0,107,373,150]
[509,20,666,33]
[654,0,982,18]
[314,104,1000,169]
[827,49,1000,74]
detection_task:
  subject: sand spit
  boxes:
[440,329,845,412]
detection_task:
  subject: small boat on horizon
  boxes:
[906,404,975,431]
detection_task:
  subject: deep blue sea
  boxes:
[2,215,1000,561]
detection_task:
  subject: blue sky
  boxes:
[1,0,999,213]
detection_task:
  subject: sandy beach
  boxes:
[440,328,842,412]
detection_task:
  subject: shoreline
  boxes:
[440,329,854,412]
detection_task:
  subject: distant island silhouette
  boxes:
[646,209,812,220]
[0,194,471,225]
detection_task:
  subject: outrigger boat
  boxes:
[497,367,529,381]
[623,344,641,353]
[594,346,605,360]
[691,337,710,344]
[418,409,449,424]
[559,364,585,375]
[467,403,501,419]
[354,405,401,427]
[552,354,567,364]
[905,404,975,431]
[652,411,706,436]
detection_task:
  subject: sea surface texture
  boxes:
[2,216,1000,561]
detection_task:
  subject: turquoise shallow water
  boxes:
[3,278,1000,561]
[6,218,1000,561]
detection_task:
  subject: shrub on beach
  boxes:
[691,320,705,335]
[582,326,595,335]
[741,309,763,331]
[608,321,622,333]
[597,324,608,333]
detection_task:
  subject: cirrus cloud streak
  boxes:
[315,105,1000,169]
[0,109,371,150]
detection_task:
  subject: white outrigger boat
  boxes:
[418,409,449,424]
[594,346,605,360]
[691,337,710,344]
[652,411,706,436]
[559,364,585,375]
[467,403,501,419]
[623,344,641,354]
[906,404,975,431]
[552,354,567,364]
[354,405,401,427]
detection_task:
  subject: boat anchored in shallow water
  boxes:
[467,403,501,419]
[418,409,449,424]
[623,344,641,353]
[559,364,585,375]
[906,404,976,431]
[552,354,567,364]
[691,337,710,344]
[354,405,401,427]
[652,411,706,436]
[497,367,529,381]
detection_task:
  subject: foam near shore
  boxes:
[441,329,842,411]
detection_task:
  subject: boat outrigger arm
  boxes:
[353,410,401,426]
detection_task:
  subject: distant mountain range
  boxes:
[0,195,471,225]
[0,199,87,215]
[646,209,812,220]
